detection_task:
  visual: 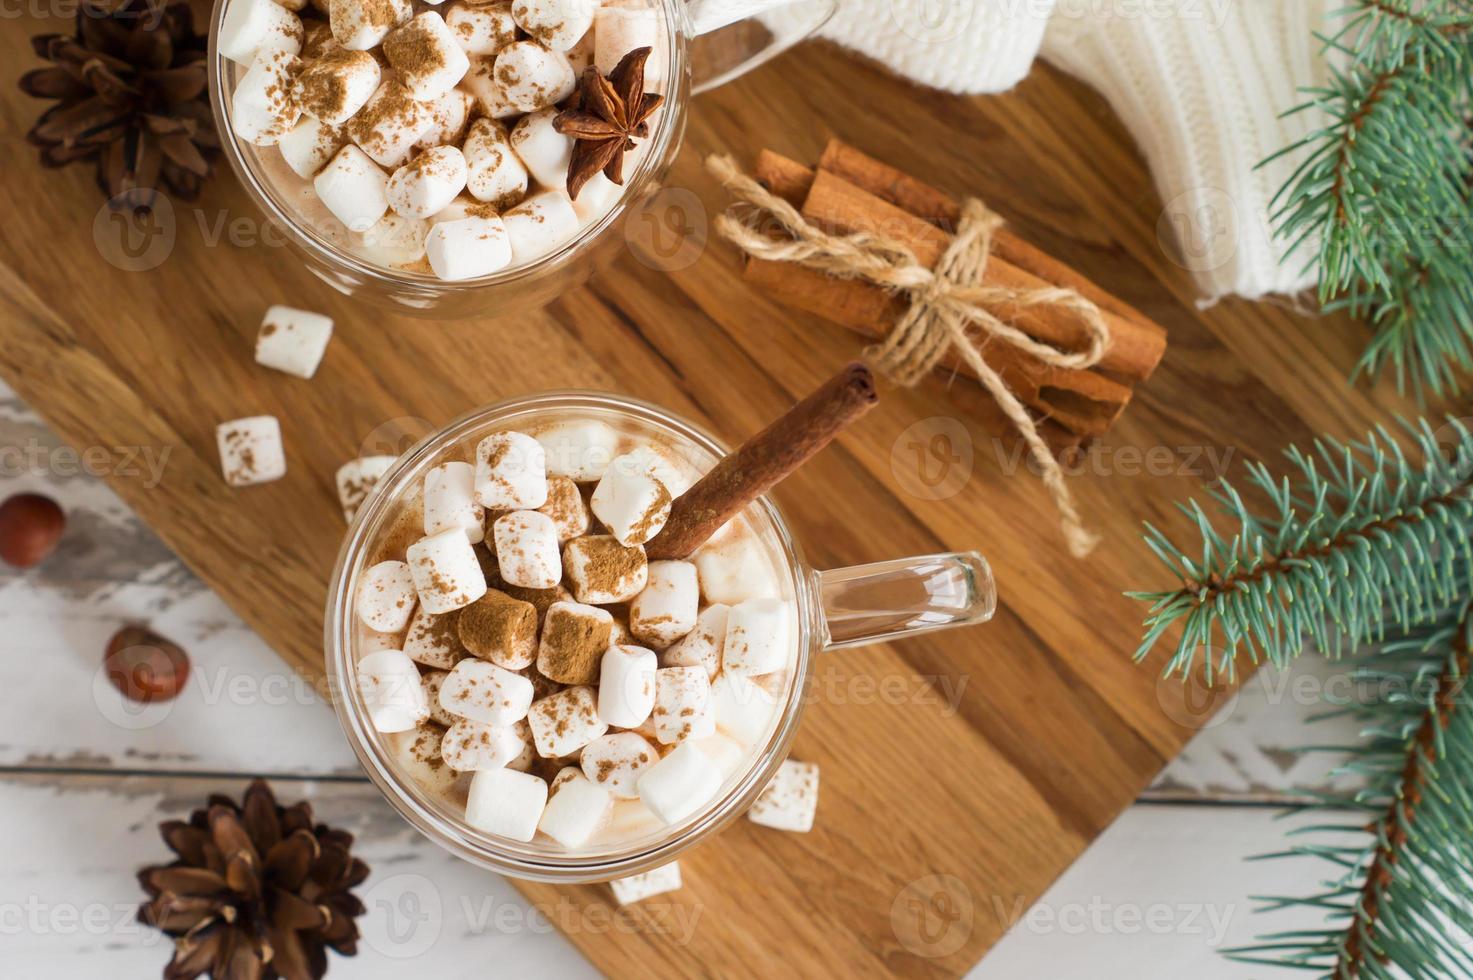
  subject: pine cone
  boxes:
[137,780,369,980]
[20,0,217,207]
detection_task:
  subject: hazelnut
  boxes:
[0,493,65,568]
[104,626,191,703]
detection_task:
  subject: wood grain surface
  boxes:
[0,14,1432,977]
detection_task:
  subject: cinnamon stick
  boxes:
[645,363,879,560]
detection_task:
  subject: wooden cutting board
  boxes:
[0,13,1425,976]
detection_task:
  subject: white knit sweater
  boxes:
[765,0,1338,300]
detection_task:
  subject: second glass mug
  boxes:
[327,392,996,882]
[207,0,837,316]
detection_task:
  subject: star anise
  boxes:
[552,47,665,200]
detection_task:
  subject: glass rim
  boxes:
[206,0,691,292]
[324,390,817,882]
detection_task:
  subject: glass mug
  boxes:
[206,0,837,316]
[326,391,997,882]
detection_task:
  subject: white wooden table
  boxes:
[1,377,1355,977]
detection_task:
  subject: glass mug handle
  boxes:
[817,552,997,650]
[683,0,838,94]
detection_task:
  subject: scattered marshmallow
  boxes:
[594,6,660,78]
[694,535,780,605]
[426,211,512,281]
[493,40,575,112]
[277,115,346,178]
[597,644,657,728]
[404,606,465,669]
[537,601,613,685]
[652,665,714,745]
[661,604,727,679]
[387,145,467,219]
[527,685,607,757]
[537,770,613,846]
[636,741,721,825]
[414,88,474,151]
[502,190,580,265]
[511,0,595,50]
[357,648,429,732]
[475,431,548,509]
[580,731,658,798]
[441,717,525,770]
[356,560,417,632]
[723,599,791,676]
[538,476,590,541]
[255,304,333,379]
[710,670,778,744]
[563,535,647,604]
[492,511,562,589]
[609,863,681,905]
[231,49,302,146]
[348,80,435,167]
[537,420,619,481]
[329,0,410,50]
[462,57,522,120]
[462,118,529,207]
[466,767,547,841]
[383,12,471,100]
[630,561,699,647]
[217,415,287,487]
[294,47,380,126]
[508,108,572,190]
[439,657,534,726]
[337,455,396,521]
[313,144,389,232]
[423,460,485,543]
[445,1,517,55]
[406,527,489,613]
[220,0,304,66]
[591,455,672,546]
[457,589,538,668]
[747,759,819,833]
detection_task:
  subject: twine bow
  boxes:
[705,154,1109,558]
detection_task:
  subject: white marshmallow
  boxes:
[348,81,435,167]
[511,0,595,50]
[423,460,486,544]
[507,718,536,770]
[313,143,389,232]
[405,607,464,669]
[337,455,396,521]
[426,214,513,281]
[527,685,607,757]
[255,304,333,379]
[273,0,309,14]
[217,415,287,487]
[631,561,699,647]
[231,49,302,146]
[637,742,721,825]
[383,12,471,100]
[414,88,474,150]
[474,431,548,510]
[565,26,593,72]
[597,645,657,728]
[609,863,681,905]
[614,444,692,495]
[493,40,575,112]
[466,767,547,841]
[652,665,714,745]
[462,118,529,208]
[329,0,410,50]
[580,731,658,799]
[537,770,613,846]
[356,560,417,632]
[694,732,746,778]
[391,721,459,796]
[723,599,791,676]
[594,6,661,79]
[591,456,672,546]
[502,190,579,265]
[277,115,346,178]
[508,108,572,190]
[562,535,647,605]
[462,57,522,120]
[538,476,590,541]
[422,671,458,726]
[694,535,779,605]
[710,670,778,744]
[571,171,623,224]
[661,604,727,679]
[537,420,619,481]
[492,511,561,588]
[357,649,429,732]
[604,798,663,840]
[549,765,582,794]
[439,657,534,725]
[356,212,429,265]
[445,1,517,55]
[406,527,489,613]
[294,48,380,125]
[747,759,819,833]
[220,0,303,65]
[387,146,467,221]
[441,717,525,770]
